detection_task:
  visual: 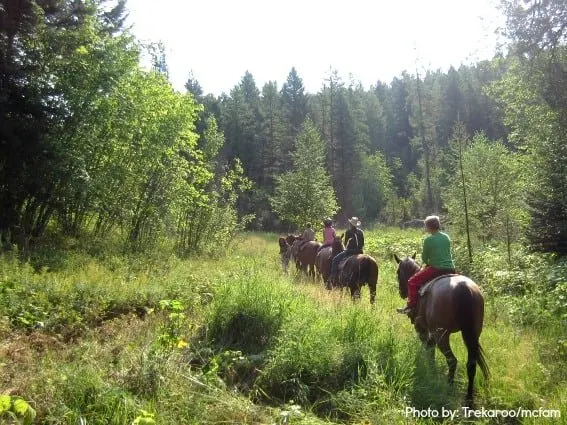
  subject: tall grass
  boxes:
[0,229,565,424]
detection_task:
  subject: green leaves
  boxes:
[271,119,338,228]
[445,131,528,243]
[132,410,156,425]
[0,396,36,425]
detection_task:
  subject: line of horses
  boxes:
[277,234,489,407]
[279,234,378,303]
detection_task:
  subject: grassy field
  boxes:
[0,229,565,424]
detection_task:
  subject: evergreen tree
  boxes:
[280,67,308,170]
[271,119,338,229]
[260,81,285,187]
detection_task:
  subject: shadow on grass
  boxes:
[409,345,462,415]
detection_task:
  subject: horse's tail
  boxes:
[454,282,490,381]
[362,256,378,286]
[362,255,378,303]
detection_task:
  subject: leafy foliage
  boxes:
[445,132,528,244]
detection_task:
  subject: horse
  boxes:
[393,253,490,405]
[330,236,379,304]
[291,239,321,279]
[278,237,292,273]
[285,234,302,271]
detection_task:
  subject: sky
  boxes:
[125,0,506,96]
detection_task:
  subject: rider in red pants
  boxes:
[398,215,455,314]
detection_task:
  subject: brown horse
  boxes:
[330,237,379,304]
[394,254,490,405]
[291,240,321,279]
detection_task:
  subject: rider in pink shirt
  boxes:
[321,218,336,247]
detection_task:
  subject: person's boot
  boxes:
[397,305,415,315]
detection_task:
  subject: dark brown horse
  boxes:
[315,245,332,283]
[394,254,490,405]
[331,237,379,304]
[315,236,343,284]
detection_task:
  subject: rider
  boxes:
[302,222,315,242]
[328,217,364,285]
[397,215,455,315]
[298,222,315,252]
[318,218,336,252]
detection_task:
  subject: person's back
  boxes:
[323,226,336,245]
[422,231,454,270]
[303,225,315,242]
[344,226,364,253]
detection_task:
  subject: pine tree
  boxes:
[271,119,338,228]
[280,67,308,170]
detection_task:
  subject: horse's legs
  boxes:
[349,284,360,301]
[465,358,477,406]
[435,331,457,384]
[465,342,480,405]
[415,324,435,363]
[368,282,376,304]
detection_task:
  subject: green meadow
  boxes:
[0,229,565,424]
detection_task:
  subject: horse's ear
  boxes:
[393,254,401,264]
[412,252,417,260]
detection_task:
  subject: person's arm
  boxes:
[421,237,430,265]
[359,230,365,250]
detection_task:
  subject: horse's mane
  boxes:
[400,256,420,276]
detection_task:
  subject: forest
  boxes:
[1,0,566,255]
[0,0,566,424]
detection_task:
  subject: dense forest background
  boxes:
[1,0,566,256]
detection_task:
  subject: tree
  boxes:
[497,0,567,254]
[444,133,527,252]
[352,152,394,223]
[271,119,338,229]
[0,0,127,248]
[280,67,308,170]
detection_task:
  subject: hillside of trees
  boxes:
[1,0,566,256]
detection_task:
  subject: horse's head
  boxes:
[278,237,289,253]
[393,253,419,299]
[285,234,300,246]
